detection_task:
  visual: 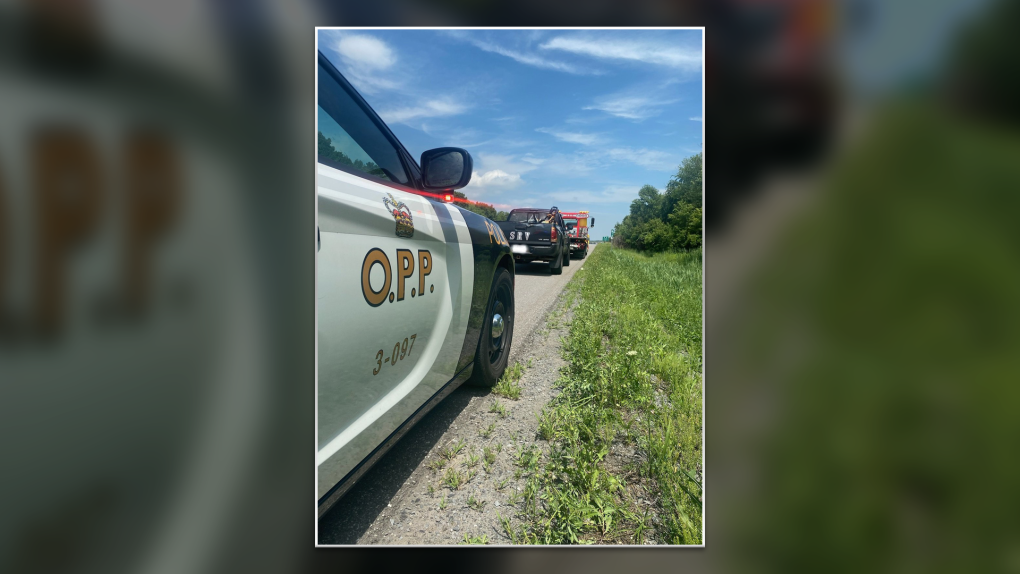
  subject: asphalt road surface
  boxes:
[505,257,584,365]
[318,254,586,544]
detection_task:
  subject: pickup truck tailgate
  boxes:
[496,221,554,247]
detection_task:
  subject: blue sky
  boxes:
[318,28,703,234]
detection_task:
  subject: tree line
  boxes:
[450,191,508,221]
[318,132,386,178]
[612,153,702,252]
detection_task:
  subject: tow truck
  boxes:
[561,211,594,259]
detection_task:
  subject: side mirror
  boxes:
[420,148,472,191]
[590,218,595,228]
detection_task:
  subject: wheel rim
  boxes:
[488,281,512,365]
[491,314,504,339]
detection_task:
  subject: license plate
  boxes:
[511,244,528,254]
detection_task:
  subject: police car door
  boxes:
[315,56,472,500]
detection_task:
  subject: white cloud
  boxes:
[689,116,703,122]
[416,125,493,147]
[461,153,543,196]
[461,37,598,75]
[378,99,467,124]
[535,128,603,145]
[459,139,498,149]
[540,184,646,204]
[463,169,524,197]
[605,147,677,171]
[584,93,679,120]
[474,153,540,176]
[520,151,599,176]
[336,34,396,70]
[326,34,470,126]
[540,36,701,70]
[473,169,521,187]
[328,33,401,94]
[343,72,401,94]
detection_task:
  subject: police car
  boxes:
[317,51,515,517]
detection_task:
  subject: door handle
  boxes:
[317,226,320,252]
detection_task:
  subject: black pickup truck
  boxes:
[496,207,570,275]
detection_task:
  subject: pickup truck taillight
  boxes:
[550,226,557,242]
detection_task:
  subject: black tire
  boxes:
[563,247,571,266]
[467,267,514,387]
[550,249,563,275]
[581,248,587,259]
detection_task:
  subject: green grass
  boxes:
[482,445,498,474]
[493,361,525,399]
[506,489,522,507]
[536,407,559,441]
[514,444,542,474]
[725,102,1020,571]
[498,512,516,543]
[504,244,703,544]
[489,400,508,418]
[479,422,496,439]
[467,494,486,511]
[443,467,466,490]
[461,533,488,545]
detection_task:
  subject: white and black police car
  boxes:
[317,50,515,517]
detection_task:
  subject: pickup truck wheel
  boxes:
[550,250,563,275]
[563,248,571,266]
[467,267,514,387]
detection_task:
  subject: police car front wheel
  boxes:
[468,266,514,387]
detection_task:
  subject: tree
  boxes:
[611,152,703,252]
[452,191,499,220]
[668,202,702,249]
[946,0,1020,124]
[663,153,702,217]
[612,214,642,249]
[636,218,674,252]
[630,184,664,224]
[318,131,384,177]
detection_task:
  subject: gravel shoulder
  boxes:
[318,259,584,545]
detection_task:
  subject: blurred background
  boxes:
[0,0,1016,572]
